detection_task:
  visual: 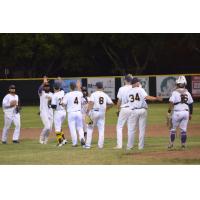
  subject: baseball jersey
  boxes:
[51,90,65,111]
[39,91,53,116]
[63,91,83,113]
[90,91,113,112]
[169,89,193,111]
[127,87,148,109]
[117,85,132,108]
[2,94,19,115]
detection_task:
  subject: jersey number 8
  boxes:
[99,97,104,105]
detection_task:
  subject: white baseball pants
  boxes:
[127,108,147,150]
[68,111,84,146]
[40,112,53,143]
[2,113,21,142]
[86,110,105,148]
[171,110,189,132]
[54,110,66,132]
[116,107,132,148]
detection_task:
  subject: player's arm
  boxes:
[87,101,94,113]
[3,96,17,108]
[38,76,48,96]
[188,93,194,120]
[76,80,82,91]
[145,96,163,102]
[106,95,114,111]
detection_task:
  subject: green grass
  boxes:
[0,103,200,164]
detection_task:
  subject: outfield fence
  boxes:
[0,74,199,105]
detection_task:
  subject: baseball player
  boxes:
[81,86,90,138]
[84,82,113,149]
[1,85,21,144]
[126,77,163,150]
[51,83,67,147]
[38,78,53,144]
[167,76,193,149]
[114,74,133,149]
[63,82,86,147]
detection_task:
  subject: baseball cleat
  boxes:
[113,146,122,150]
[168,143,174,149]
[126,147,133,151]
[57,143,63,147]
[62,139,68,145]
[181,144,186,149]
[13,140,20,144]
[80,138,86,146]
[39,140,44,144]
[72,144,78,147]
[2,141,7,144]
[83,145,91,149]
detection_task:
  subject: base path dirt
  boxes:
[0,124,199,140]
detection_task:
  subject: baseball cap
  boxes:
[54,82,61,90]
[9,85,16,89]
[81,86,87,92]
[125,74,133,83]
[96,82,103,89]
[132,77,140,84]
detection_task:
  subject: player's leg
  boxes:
[68,112,78,146]
[54,112,63,146]
[116,108,130,148]
[97,112,105,149]
[82,114,87,138]
[40,114,51,144]
[168,111,180,149]
[76,112,85,145]
[127,110,138,150]
[138,109,147,150]
[60,112,67,144]
[179,111,189,148]
[2,114,13,143]
[12,113,21,143]
[85,111,96,148]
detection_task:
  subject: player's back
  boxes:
[127,87,148,109]
[170,89,193,111]
[117,85,132,107]
[90,91,113,112]
[52,90,65,111]
[64,91,83,112]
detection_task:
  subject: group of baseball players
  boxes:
[1,75,194,150]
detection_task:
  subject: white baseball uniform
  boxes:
[116,85,132,148]
[169,88,193,133]
[126,87,148,150]
[63,91,85,146]
[39,90,53,144]
[51,90,66,133]
[86,91,113,148]
[1,94,21,142]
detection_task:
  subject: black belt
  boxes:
[93,109,99,111]
[132,107,147,110]
[174,109,189,112]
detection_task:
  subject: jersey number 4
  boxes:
[129,93,140,102]
[74,97,79,104]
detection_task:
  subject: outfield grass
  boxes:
[0,103,200,165]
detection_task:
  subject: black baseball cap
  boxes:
[96,82,103,89]
[54,82,61,90]
[125,74,133,83]
[9,85,16,89]
[81,86,87,92]
[132,77,140,84]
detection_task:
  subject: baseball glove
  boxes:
[85,115,93,125]
[166,113,172,129]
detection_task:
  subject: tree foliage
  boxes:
[0,33,199,78]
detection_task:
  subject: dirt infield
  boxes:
[0,124,199,140]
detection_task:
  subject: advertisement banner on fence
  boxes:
[156,76,178,98]
[192,76,200,97]
[87,78,115,99]
[54,79,81,93]
[121,77,149,94]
